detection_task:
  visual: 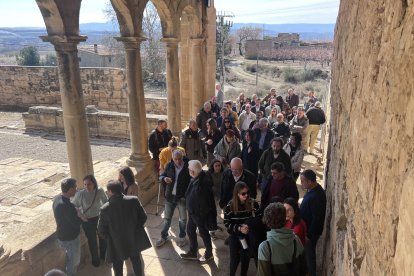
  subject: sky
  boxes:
[0,0,339,28]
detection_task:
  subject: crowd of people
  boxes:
[51,86,327,276]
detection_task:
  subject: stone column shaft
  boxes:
[116,37,152,167]
[43,36,93,186]
[163,38,182,136]
[191,38,205,116]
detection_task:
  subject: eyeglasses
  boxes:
[239,192,249,196]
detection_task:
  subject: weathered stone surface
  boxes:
[323,1,414,275]
[23,106,167,138]
[0,66,167,115]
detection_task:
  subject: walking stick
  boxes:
[155,179,162,216]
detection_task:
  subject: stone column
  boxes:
[115,37,153,170]
[162,38,182,136]
[41,35,93,186]
[191,37,205,116]
[179,21,192,125]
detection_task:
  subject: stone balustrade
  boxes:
[23,106,167,139]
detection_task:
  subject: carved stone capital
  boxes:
[161,37,180,48]
[40,35,87,52]
[115,36,147,50]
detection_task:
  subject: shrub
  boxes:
[283,67,299,84]
[300,69,316,82]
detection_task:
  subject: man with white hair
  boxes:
[254,118,275,156]
[305,102,326,154]
[156,150,191,247]
[196,101,212,136]
[181,160,216,263]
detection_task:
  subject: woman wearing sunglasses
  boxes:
[224,182,261,276]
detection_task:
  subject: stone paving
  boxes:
[0,111,325,275]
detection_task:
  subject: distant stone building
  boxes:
[245,33,331,60]
[78,44,123,67]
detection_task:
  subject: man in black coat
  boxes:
[196,101,212,137]
[258,137,292,190]
[219,157,257,209]
[254,118,275,157]
[285,88,299,108]
[181,160,216,263]
[304,101,326,154]
[156,150,191,247]
[98,181,151,276]
[148,119,172,173]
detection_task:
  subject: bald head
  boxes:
[230,158,243,177]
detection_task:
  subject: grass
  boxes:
[223,58,330,104]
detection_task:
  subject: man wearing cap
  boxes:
[213,129,241,167]
[305,102,326,154]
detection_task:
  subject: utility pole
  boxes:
[216,11,234,92]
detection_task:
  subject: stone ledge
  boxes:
[0,66,167,115]
[23,106,167,139]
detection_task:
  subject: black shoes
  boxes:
[180,252,198,260]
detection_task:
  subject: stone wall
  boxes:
[0,66,167,115]
[323,1,413,275]
[23,106,167,138]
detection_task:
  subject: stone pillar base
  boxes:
[126,158,158,206]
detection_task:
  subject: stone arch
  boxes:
[35,0,81,36]
[150,0,179,38]
[181,4,203,38]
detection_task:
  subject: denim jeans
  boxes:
[161,197,187,239]
[58,235,80,276]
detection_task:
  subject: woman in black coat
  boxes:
[241,129,260,179]
[224,182,261,276]
[205,118,223,167]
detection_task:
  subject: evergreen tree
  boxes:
[16,46,40,66]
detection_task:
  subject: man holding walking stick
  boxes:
[155,150,191,247]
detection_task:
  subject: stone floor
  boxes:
[0,111,325,275]
[77,196,259,276]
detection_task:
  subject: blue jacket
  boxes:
[300,184,326,240]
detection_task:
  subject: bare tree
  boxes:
[234,26,262,56]
[141,3,165,80]
[102,2,164,78]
